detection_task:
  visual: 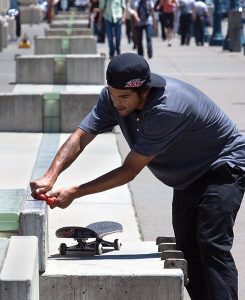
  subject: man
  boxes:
[31,53,245,300]
[98,0,126,59]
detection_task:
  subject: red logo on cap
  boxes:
[125,79,145,88]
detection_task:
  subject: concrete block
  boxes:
[60,93,98,132]
[5,16,16,41]
[50,20,88,29]
[0,189,26,231]
[0,93,43,132]
[34,36,97,55]
[0,238,9,273]
[0,236,39,300]
[0,0,10,14]
[156,236,176,245]
[161,250,184,260]
[158,242,177,252]
[54,14,88,20]
[19,0,39,5]
[66,55,105,84]
[15,54,105,85]
[16,55,54,84]
[19,200,48,273]
[0,21,8,49]
[164,258,188,286]
[45,28,93,36]
[20,5,42,24]
[20,134,61,272]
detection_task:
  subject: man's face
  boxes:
[108,86,148,117]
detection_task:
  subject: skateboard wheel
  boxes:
[59,243,67,255]
[96,243,103,255]
[114,239,122,250]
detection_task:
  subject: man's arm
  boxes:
[30,128,95,198]
[47,150,155,209]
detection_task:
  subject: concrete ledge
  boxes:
[45,28,93,36]
[161,250,184,260]
[41,242,184,300]
[0,189,26,231]
[0,90,100,132]
[20,134,60,272]
[34,36,97,55]
[0,236,39,300]
[0,238,9,273]
[50,20,88,29]
[15,54,105,84]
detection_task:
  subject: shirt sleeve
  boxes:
[79,88,118,134]
[133,107,191,156]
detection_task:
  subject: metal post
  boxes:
[209,0,224,45]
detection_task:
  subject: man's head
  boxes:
[106,53,166,116]
[106,53,166,90]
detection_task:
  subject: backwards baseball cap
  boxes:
[106,53,166,89]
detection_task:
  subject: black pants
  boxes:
[172,163,245,300]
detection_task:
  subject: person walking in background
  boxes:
[159,0,179,46]
[99,0,126,59]
[133,0,156,58]
[89,0,106,43]
[179,0,194,45]
[154,0,166,41]
[192,0,208,46]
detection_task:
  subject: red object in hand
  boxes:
[38,194,57,206]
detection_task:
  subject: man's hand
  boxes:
[30,176,55,200]
[45,186,78,209]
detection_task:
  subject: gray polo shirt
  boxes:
[79,76,245,190]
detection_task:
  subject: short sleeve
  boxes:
[79,88,118,134]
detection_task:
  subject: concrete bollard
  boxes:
[34,36,97,55]
[0,236,39,300]
[19,4,42,24]
[164,258,188,286]
[158,242,177,252]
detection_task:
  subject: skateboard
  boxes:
[56,221,123,255]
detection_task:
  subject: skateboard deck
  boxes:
[56,221,123,255]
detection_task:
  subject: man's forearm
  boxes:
[74,164,136,198]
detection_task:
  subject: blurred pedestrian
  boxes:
[179,0,194,45]
[159,0,179,46]
[99,0,126,59]
[192,0,208,46]
[132,0,156,58]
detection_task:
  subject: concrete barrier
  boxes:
[54,14,88,20]
[40,242,184,300]
[20,134,61,272]
[0,189,26,232]
[15,54,105,84]
[34,36,97,55]
[0,236,39,300]
[0,19,8,50]
[0,238,9,273]
[45,27,93,36]
[0,90,101,132]
[50,20,88,29]
[19,4,42,24]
